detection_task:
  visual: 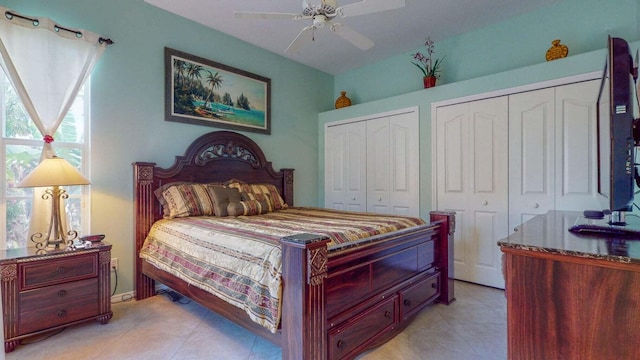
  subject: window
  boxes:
[0,71,90,249]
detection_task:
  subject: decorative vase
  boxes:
[545,39,569,61]
[335,91,352,109]
[423,76,437,89]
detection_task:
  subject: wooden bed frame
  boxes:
[133,130,455,360]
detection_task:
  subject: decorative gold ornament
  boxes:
[335,91,351,109]
[546,39,569,61]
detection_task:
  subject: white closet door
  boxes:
[467,97,509,288]
[389,112,419,216]
[325,122,367,211]
[554,80,600,211]
[509,88,556,232]
[367,117,390,214]
[436,103,471,282]
[436,97,508,288]
[367,112,419,216]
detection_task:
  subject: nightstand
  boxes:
[0,242,112,352]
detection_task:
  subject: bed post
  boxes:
[281,168,294,206]
[280,233,331,360]
[133,162,157,300]
[430,211,456,305]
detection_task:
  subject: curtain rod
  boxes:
[4,10,114,45]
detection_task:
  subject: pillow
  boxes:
[227,182,288,211]
[209,187,242,217]
[160,183,220,219]
[155,182,223,218]
[155,181,191,218]
[227,199,270,216]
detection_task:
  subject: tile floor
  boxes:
[6,281,506,360]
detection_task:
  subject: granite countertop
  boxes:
[498,211,640,264]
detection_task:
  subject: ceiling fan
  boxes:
[234,0,405,53]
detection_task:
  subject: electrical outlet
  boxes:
[111,258,118,272]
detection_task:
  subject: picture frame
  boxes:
[165,47,271,134]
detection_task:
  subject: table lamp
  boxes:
[16,156,90,250]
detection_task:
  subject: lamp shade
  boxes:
[17,156,90,188]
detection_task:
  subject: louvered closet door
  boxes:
[325,121,367,211]
[436,97,508,288]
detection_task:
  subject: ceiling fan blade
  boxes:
[337,0,405,17]
[330,23,374,50]
[285,26,314,53]
[233,11,304,20]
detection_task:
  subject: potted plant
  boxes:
[411,37,445,88]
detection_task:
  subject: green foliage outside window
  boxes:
[1,73,87,248]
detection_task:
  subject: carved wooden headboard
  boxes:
[132,130,293,298]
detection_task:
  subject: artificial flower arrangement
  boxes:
[411,37,445,79]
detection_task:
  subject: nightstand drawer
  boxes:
[20,254,97,290]
[18,278,99,335]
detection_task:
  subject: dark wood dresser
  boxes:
[0,242,112,352]
[498,211,640,359]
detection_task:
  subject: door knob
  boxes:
[482,200,488,206]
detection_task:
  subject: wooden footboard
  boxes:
[133,131,455,360]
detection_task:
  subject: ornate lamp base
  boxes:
[29,186,78,252]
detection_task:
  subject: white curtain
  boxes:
[0,6,109,158]
[0,6,111,243]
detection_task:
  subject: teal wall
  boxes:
[2,0,334,294]
[321,0,640,221]
[3,0,639,295]
[335,0,640,104]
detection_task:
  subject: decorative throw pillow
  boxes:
[161,183,218,219]
[227,182,288,211]
[155,181,191,218]
[209,187,242,217]
[227,199,270,216]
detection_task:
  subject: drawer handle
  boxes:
[336,340,345,349]
[57,290,67,297]
[432,282,437,289]
[57,310,67,318]
[403,299,411,307]
[384,311,392,319]
[55,266,66,275]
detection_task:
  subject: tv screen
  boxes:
[596,36,635,218]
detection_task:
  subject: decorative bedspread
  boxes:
[139,207,425,333]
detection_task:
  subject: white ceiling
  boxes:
[145,0,564,75]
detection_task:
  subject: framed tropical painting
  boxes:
[165,47,271,134]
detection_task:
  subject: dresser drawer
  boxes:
[20,254,97,290]
[18,278,99,335]
[329,295,397,360]
[400,272,439,320]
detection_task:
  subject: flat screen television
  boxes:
[596,36,636,224]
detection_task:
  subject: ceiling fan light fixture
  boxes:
[313,15,327,28]
[237,0,403,53]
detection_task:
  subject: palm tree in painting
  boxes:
[202,70,223,109]
[185,63,204,96]
[173,59,186,88]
